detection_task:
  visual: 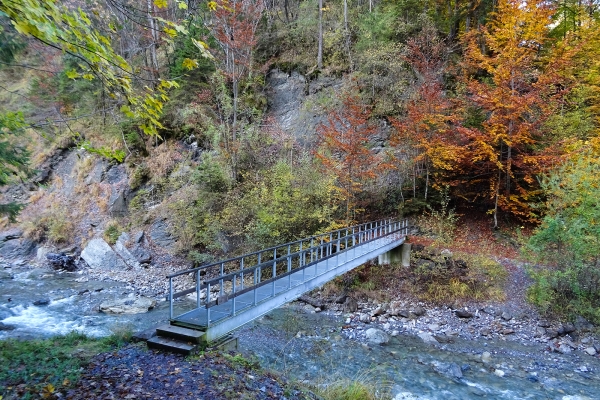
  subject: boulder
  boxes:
[343,297,358,313]
[46,253,78,271]
[432,361,462,380]
[501,311,513,321]
[365,328,389,345]
[99,296,156,314]
[81,238,128,270]
[0,228,23,242]
[114,234,140,268]
[0,238,35,259]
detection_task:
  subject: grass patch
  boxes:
[0,331,131,399]
[310,370,392,400]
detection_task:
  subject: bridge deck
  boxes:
[172,234,403,330]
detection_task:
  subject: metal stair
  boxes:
[146,324,205,355]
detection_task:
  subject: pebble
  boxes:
[584,347,597,356]
[494,369,505,377]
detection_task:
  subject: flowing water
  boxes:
[237,307,600,399]
[0,266,172,339]
[2,265,599,399]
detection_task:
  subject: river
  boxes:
[1,265,599,399]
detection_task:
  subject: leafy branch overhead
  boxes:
[0,0,211,136]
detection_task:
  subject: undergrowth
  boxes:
[0,330,131,400]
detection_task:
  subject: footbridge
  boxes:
[148,218,408,352]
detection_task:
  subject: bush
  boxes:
[526,140,600,323]
[103,222,121,245]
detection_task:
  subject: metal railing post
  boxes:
[207,282,211,326]
[196,270,201,309]
[240,257,244,289]
[169,277,173,320]
[232,276,236,316]
[254,268,258,305]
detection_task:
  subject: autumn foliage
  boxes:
[316,93,385,223]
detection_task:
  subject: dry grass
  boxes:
[146,141,184,182]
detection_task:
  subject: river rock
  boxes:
[33,299,50,306]
[343,297,358,312]
[546,328,559,339]
[481,351,492,363]
[455,309,473,318]
[412,306,426,317]
[0,322,16,331]
[371,306,385,317]
[418,332,439,344]
[559,322,576,335]
[359,313,370,323]
[501,311,513,321]
[432,361,462,380]
[365,328,389,345]
[494,369,505,377]
[46,253,78,271]
[81,238,128,270]
[584,347,597,356]
[556,344,572,354]
[99,296,156,314]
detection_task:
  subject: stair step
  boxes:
[156,324,205,343]
[147,336,197,355]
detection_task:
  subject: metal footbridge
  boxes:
[165,218,408,343]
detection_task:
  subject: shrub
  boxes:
[525,141,600,323]
[103,222,121,245]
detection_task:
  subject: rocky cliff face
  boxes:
[266,69,341,145]
[266,69,390,151]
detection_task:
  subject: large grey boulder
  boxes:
[0,237,35,259]
[113,233,140,268]
[365,328,389,345]
[81,238,128,269]
[99,295,156,314]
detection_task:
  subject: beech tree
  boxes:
[316,92,382,223]
[392,22,462,201]
[460,0,562,227]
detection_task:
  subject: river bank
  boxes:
[2,247,600,399]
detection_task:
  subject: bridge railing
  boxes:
[167,218,409,325]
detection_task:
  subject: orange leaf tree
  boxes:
[459,0,565,227]
[391,22,463,201]
[316,93,383,223]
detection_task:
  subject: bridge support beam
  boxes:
[378,243,411,267]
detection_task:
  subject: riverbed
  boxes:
[2,264,599,399]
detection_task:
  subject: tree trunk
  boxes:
[317,0,323,69]
[146,0,159,83]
